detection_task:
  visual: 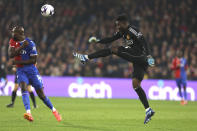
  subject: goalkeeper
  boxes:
[73,14,155,124]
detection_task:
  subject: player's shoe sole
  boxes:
[144,108,155,124]
[53,110,62,122]
[24,113,34,122]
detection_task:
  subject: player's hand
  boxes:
[22,40,29,47]
[88,36,99,43]
[147,55,155,67]
[12,67,17,72]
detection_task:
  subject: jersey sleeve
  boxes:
[30,42,38,56]
[9,39,15,47]
[97,32,122,44]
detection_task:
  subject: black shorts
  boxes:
[132,63,148,81]
[117,46,148,81]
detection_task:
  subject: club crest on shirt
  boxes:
[126,34,130,40]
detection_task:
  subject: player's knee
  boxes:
[177,84,181,88]
[27,85,32,92]
[13,84,19,91]
[183,83,187,88]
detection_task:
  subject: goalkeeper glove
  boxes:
[88,36,99,43]
[147,55,155,67]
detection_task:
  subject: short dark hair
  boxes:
[116,14,128,22]
[12,26,24,34]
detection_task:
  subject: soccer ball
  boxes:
[41,4,54,17]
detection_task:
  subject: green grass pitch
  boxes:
[0,96,197,131]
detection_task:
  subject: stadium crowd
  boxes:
[0,0,197,80]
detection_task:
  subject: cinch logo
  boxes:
[148,80,195,101]
[0,81,18,96]
[0,81,34,96]
[68,78,112,99]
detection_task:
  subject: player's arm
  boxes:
[8,41,29,58]
[12,55,37,65]
[141,38,151,56]
[89,32,122,44]
[128,27,154,66]
[128,27,151,56]
[171,59,180,70]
